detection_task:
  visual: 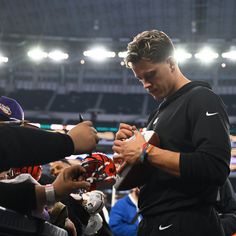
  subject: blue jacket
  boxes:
[109,195,139,236]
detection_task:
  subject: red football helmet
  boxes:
[8,165,43,181]
[81,152,116,186]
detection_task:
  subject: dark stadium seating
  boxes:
[28,117,63,124]
[146,95,162,114]
[100,93,144,114]
[3,90,236,117]
[220,95,236,116]
[8,89,54,110]
[50,92,99,112]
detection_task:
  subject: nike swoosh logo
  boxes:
[153,117,159,125]
[206,111,218,116]
[159,224,173,231]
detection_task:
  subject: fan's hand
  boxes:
[67,121,99,154]
[52,165,91,201]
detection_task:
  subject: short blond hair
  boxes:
[125,30,175,68]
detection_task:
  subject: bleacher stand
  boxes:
[220,95,236,116]
[8,89,54,110]
[146,95,162,114]
[28,117,63,125]
[100,93,144,114]
[4,90,236,121]
[50,92,99,112]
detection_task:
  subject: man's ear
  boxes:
[166,56,176,72]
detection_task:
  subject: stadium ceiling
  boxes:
[0,0,236,48]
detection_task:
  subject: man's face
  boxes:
[132,58,177,100]
[50,161,70,177]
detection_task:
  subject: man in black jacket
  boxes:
[0,95,99,172]
[0,95,99,214]
[112,30,231,236]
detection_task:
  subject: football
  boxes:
[114,130,159,190]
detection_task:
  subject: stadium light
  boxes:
[27,48,48,61]
[194,47,219,63]
[221,63,226,68]
[48,50,69,61]
[118,51,128,58]
[174,49,192,63]
[222,50,236,60]
[0,55,8,64]
[83,47,116,61]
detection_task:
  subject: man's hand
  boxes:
[112,130,146,165]
[67,121,99,154]
[115,123,136,140]
[52,165,90,201]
